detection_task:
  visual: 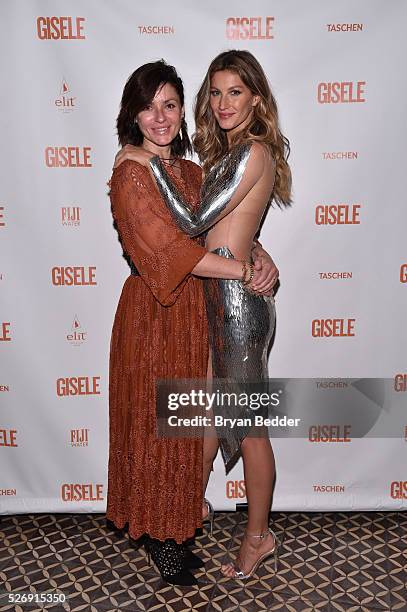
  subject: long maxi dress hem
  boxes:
[106,159,208,544]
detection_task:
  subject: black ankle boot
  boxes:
[145,537,198,586]
[182,545,205,569]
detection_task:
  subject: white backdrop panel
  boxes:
[0,0,406,513]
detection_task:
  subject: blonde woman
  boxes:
[148,50,292,580]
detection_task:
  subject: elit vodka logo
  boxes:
[55,79,76,112]
[66,315,87,346]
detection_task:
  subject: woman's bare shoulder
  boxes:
[234,142,275,185]
[247,141,274,164]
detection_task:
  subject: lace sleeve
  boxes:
[109,161,207,306]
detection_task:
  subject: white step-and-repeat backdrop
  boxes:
[1,0,406,513]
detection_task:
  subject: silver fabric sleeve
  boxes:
[149,143,252,237]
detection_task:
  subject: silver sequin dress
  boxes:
[150,144,276,473]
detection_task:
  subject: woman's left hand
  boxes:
[113,144,154,169]
[251,244,279,296]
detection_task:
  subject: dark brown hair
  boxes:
[117,60,192,157]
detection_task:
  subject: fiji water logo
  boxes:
[61,206,81,226]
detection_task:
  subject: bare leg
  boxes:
[221,430,276,576]
[243,432,275,532]
[203,347,218,518]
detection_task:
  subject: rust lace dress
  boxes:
[106,159,208,544]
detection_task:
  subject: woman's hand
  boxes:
[244,266,267,295]
[251,244,279,296]
[113,144,154,169]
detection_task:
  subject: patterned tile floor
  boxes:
[0,510,405,611]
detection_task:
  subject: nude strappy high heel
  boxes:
[224,527,280,580]
[203,498,215,539]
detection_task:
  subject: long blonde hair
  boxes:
[193,50,292,207]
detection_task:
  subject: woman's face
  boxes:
[136,83,183,152]
[209,70,259,137]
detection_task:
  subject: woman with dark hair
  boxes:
[106,60,277,586]
[122,50,292,580]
